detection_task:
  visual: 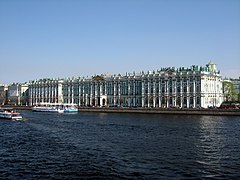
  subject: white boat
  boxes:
[32,103,78,113]
[0,108,23,120]
[32,103,64,113]
[62,103,78,113]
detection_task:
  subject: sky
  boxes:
[0,0,240,84]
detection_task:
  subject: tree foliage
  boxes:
[223,81,238,102]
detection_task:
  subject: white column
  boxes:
[201,96,204,108]
[133,81,136,107]
[153,81,156,108]
[180,80,183,108]
[174,80,177,107]
[71,83,74,104]
[100,83,103,107]
[89,83,91,105]
[54,86,57,103]
[165,80,169,108]
[187,80,189,108]
[113,82,116,105]
[159,80,161,107]
[118,81,121,106]
[193,79,196,108]
[94,83,97,106]
[128,81,131,107]
[78,83,81,107]
[159,96,161,107]
[147,81,150,108]
[68,82,70,104]
[113,82,115,99]
[142,80,145,107]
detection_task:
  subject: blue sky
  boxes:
[0,0,240,84]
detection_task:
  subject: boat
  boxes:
[61,103,78,113]
[32,103,64,113]
[32,103,78,113]
[0,108,23,120]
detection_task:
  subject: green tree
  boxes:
[223,81,237,102]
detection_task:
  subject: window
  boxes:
[197,97,200,104]
[161,87,165,93]
[177,87,181,93]
[190,97,193,104]
[183,86,187,92]
[190,85,193,92]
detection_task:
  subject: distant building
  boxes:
[29,62,224,108]
[8,83,29,105]
[223,77,240,102]
[0,84,8,105]
[28,79,64,105]
[232,78,240,101]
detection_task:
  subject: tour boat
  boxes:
[61,103,78,113]
[32,103,78,113]
[32,103,64,113]
[0,108,23,120]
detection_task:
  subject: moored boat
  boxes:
[62,103,78,113]
[32,103,64,113]
[0,108,23,120]
[32,103,78,113]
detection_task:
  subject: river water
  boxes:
[0,111,239,179]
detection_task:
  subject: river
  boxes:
[0,111,239,179]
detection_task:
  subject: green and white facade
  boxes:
[29,62,224,108]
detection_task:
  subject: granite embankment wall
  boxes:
[78,107,240,116]
[2,106,240,116]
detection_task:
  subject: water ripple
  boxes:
[0,111,239,179]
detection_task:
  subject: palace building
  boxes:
[29,62,224,108]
